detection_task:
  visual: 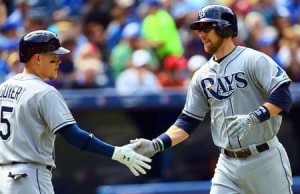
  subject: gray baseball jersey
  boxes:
[183,46,291,149]
[0,73,76,167]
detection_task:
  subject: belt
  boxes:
[223,142,269,159]
[0,162,53,172]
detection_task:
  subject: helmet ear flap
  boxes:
[215,22,234,38]
[218,26,234,38]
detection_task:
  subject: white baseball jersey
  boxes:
[0,73,76,167]
[183,46,291,149]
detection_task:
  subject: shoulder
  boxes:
[238,46,266,59]
[189,61,211,87]
[193,60,211,76]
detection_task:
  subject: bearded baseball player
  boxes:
[0,30,151,194]
[131,5,293,194]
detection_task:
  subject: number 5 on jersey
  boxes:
[0,106,13,140]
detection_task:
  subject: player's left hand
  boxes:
[112,143,152,176]
[130,138,160,157]
[225,115,254,140]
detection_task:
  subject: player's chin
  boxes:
[49,73,58,80]
[204,44,219,55]
[204,46,214,55]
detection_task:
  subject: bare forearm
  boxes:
[263,102,283,117]
[165,125,189,146]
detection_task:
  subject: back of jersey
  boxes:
[0,73,66,167]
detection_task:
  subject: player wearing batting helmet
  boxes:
[0,30,151,194]
[131,4,293,194]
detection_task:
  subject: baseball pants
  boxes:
[210,137,293,194]
[0,163,54,194]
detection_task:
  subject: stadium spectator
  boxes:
[23,9,48,33]
[184,54,207,88]
[115,49,162,95]
[256,27,283,67]
[74,42,114,88]
[251,0,277,25]
[278,26,300,82]
[84,21,110,63]
[156,55,188,88]
[105,1,138,51]
[72,57,108,89]
[273,6,293,38]
[141,0,184,60]
[171,1,192,49]
[5,51,23,80]
[81,0,113,32]
[58,35,77,88]
[110,22,159,78]
[284,0,300,24]
[51,0,84,22]
[243,11,267,49]
[0,36,19,82]
[48,19,89,62]
[1,0,29,34]
[0,0,7,26]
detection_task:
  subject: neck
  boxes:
[22,63,41,79]
[214,39,236,60]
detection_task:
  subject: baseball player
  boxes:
[131,5,293,194]
[0,30,151,194]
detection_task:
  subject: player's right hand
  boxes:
[112,143,152,176]
[225,115,252,140]
[130,138,160,158]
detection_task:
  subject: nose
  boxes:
[198,31,207,39]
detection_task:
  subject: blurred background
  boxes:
[0,0,300,193]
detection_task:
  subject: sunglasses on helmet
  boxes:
[198,23,217,33]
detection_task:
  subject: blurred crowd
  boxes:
[1,0,300,93]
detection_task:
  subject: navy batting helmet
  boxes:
[19,30,70,63]
[190,5,238,38]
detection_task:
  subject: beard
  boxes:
[204,37,224,55]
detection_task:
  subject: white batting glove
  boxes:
[225,114,259,140]
[130,138,160,158]
[112,143,152,176]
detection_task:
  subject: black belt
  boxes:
[0,162,53,172]
[222,142,269,159]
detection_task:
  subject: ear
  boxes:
[32,54,41,64]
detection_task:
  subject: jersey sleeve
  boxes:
[182,71,209,121]
[38,89,76,133]
[250,53,291,94]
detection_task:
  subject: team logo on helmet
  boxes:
[198,10,205,19]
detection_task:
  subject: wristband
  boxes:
[249,106,270,124]
[152,139,161,151]
[152,133,172,152]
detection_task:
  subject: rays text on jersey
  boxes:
[201,72,248,100]
[0,84,24,102]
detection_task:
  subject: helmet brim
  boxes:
[189,19,218,30]
[47,47,70,55]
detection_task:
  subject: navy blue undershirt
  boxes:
[174,84,292,134]
[266,84,292,114]
[57,124,115,157]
